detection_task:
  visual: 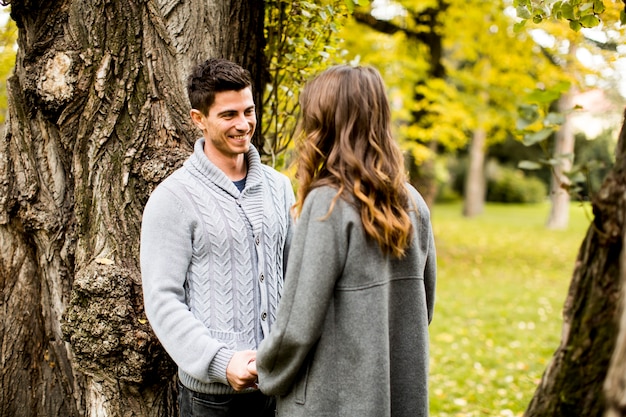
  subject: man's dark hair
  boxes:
[187,58,253,115]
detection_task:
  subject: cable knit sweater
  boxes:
[140,139,294,394]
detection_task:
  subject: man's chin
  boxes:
[233,139,251,153]
[238,142,251,153]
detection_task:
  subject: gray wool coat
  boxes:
[256,185,436,417]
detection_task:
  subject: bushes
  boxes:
[486,166,547,203]
[430,156,547,204]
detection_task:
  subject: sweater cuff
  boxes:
[208,348,235,386]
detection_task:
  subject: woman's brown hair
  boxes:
[293,65,413,258]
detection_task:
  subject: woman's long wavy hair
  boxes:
[293,65,413,258]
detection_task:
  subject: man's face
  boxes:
[191,87,256,160]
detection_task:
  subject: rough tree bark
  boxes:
[0,1,265,416]
[524,109,626,416]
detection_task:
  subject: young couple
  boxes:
[140,58,437,417]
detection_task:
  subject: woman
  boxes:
[250,65,437,417]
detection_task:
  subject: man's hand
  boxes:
[247,359,257,376]
[226,350,258,391]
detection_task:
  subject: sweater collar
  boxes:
[185,138,264,197]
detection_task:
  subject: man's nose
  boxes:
[234,114,250,130]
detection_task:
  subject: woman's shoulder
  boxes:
[301,186,343,216]
[301,186,362,227]
[307,185,338,199]
[405,183,429,210]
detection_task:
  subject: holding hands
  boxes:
[227,350,259,391]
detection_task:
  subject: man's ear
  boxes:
[190,109,206,130]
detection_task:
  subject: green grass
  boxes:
[429,202,592,417]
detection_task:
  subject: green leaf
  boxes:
[518,160,543,170]
[579,2,594,12]
[561,3,575,20]
[517,104,540,123]
[516,120,531,130]
[516,5,532,19]
[580,14,600,28]
[566,171,586,183]
[514,20,527,32]
[551,1,563,14]
[526,89,561,104]
[569,20,583,31]
[545,112,565,125]
[553,80,572,93]
[523,128,554,146]
[593,0,605,14]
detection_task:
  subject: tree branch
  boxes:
[352,10,430,44]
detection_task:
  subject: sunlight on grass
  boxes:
[429,202,591,417]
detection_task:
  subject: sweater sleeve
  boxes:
[140,182,232,386]
[282,175,296,273]
[256,187,347,395]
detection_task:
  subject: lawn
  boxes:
[429,201,592,417]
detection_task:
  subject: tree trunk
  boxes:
[546,89,575,230]
[524,108,626,416]
[463,127,486,217]
[0,1,264,416]
[409,139,439,208]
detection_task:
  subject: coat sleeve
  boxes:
[256,188,348,396]
[424,215,437,324]
[409,185,437,325]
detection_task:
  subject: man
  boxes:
[140,58,294,416]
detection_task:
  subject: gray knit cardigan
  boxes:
[256,185,436,417]
[141,139,294,394]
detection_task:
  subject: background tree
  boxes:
[439,0,566,217]
[262,0,349,169]
[514,7,623,229]
[513,0,626,415]
[349,0,446,205]
[342,0,566,212]
[546,81,576,229]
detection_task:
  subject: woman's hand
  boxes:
[226,350,258,391]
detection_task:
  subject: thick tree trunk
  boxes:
[0,1,264,416]
[546,90,575,230]
[462,128,486,217]
[524,108,626,416]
